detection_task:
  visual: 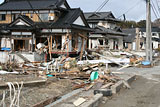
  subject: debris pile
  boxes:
[0,49,154,106]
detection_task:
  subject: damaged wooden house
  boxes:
[84,12,127,50]
[123,27,160,51]
[0,0,91,62]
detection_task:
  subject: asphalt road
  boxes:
[99,66,160,107]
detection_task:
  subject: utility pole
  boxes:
[146,0,152,61]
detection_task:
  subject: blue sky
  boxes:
[0,0,159,22]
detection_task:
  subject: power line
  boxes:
[95,0,107,12]
[151,0,160,18]
[151,4,159,19]
[155,0,160,15]
[156,0,160,16]
[97,0,110,12]
[95,0,110,13]
[117,0,142,19]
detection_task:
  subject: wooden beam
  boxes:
[67,33,69,57]
[69,34,72,52]
[80,38,84,60]
[51,36,53,51]
[48,37,52,60]
[75,34,78,51]
[78,33,88,40]
[35,39,36,49]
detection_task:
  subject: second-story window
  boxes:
[0,14,6,21]
[11,14,19,21]
[40,13,49,21]
[30,14,33,18]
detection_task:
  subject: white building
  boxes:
[84,12,127,50]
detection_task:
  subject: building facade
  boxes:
[0,0,91,61]
[84,12,127,50]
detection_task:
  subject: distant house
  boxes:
[123,27,160,51]
[84,12,127,50]
[0,0,91,62]
[122,28,137,50]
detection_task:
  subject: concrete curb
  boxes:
[80,94,103,107]
[125,75,136,84]
[45,75,136,107]
[79,74,136,107]
[111,81,124,94]
[45,88,83,107]
[111,74,136,94]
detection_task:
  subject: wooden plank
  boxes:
[72,83,89,90]
[85,84,94,91]
[33,96,59,107]
[0,80,46,89]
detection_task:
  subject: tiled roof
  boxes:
[122,28,136,43]
[0,0,65,11]
[84,12,119,22]
[2,8,91,31]
[92,25,127,36]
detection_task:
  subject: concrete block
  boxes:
[94,89,112,96]
[80,94,103,107]
[111,81,123,94]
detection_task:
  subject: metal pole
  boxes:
[146,0,152,61]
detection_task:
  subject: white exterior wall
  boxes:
[97,21,116,29]
[153,41,158,49]
[68,37,72,52]
[92,39,98,48]
[61,35,66,50]
[78,36,82,52]
[118,37,123,50]
[132,42,136,50]
[109,39,114,49]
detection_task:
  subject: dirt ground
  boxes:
[99,76,160,107]
[0,74,75,107]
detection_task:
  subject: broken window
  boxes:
[105,39,109,45]
[56,36,62,49]
[0,14,6,21]
[98,39,103,45]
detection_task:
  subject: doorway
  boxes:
[14,39,29,51]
